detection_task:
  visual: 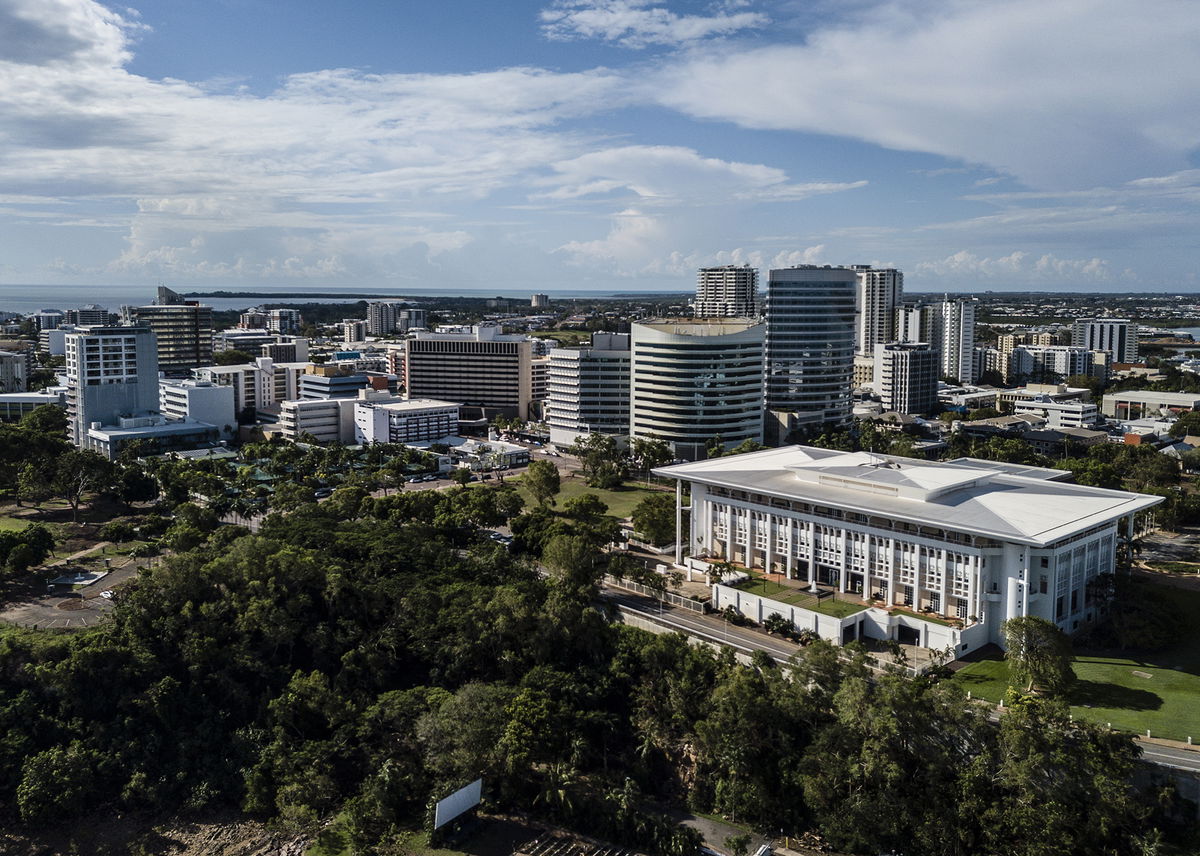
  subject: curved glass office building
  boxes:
[630,318,764,461]
[764,266,856,441]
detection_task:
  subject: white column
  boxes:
[785,517,795,580]
[764,513,775,574]
[720,501,729,561]
[807,522,817,591]
[939,548,949,617]
[675,479,683,567]
[747,510,757,569]
[886,537,895,605]
[839,528,848,592]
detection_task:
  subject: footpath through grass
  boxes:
[953,585,1200,741]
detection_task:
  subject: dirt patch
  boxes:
[56,598,87,610]
[0,811,309,856]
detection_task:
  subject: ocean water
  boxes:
[0,283,687,315]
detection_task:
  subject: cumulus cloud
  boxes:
[540,0,768,48]
[915,250,1113,282]
[648,0,1200,188]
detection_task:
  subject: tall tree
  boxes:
[1003,616,1076,695]
[525,459,561,507]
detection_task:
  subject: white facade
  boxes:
[159,379,236,437]
[0,350,27,393]
[656,446,1161,649]
[695,265,758,318]
[1073,318,1138,363]
[280,398,355,444]
[546,332,631,447]
[930,299,977,384]
[354,398,460,444]
[193,357,307,417]
[630,319,764,461]
[1102,389,1200,419]
[853,266,903,357]
[1012,396,1101,429]
[268,308,302,334]
[342,319,369,344]
[1008,345,1091,382]
[65,325,161,448]
[875,342,938,415]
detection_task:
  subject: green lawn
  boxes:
[953,586,1200,741]
[512,476,667,519]
[890,605,956,627]
[0,515,31,531]
[732,577,867,618]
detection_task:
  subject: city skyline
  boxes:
[1,0,1198,294]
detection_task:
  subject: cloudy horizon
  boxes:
[1,0,1198,293]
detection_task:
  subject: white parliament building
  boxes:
[654,446,1162,652]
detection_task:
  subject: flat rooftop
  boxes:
[368,398,461,412]
[655,445,1161,547]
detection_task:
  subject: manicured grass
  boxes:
[0,516,31,532]
[890,605,956,627]
[512,475,667,519]
[732,577,867,617]
[954,586,1200,741]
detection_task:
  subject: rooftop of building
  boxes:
[1106,389,1200,403]
[361,398,461,412]
[654,445,1159,547]
[633,318,762,336]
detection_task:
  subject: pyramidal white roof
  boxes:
[654,445,1162,547]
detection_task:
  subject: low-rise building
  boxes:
[0,388,66,422]
[655,446,1161,650]
[1012,395,1101,429]
[1102,390,1200,419]
[354,398,460,445]
[159,379,236,438]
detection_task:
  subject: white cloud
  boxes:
[915,250,1113,282]
[536,144,865,203]
[541,0,768,48]
[649,0,1200,188]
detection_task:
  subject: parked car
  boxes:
[312,487,335,499]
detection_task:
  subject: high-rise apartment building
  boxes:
[269,308,302,334]
[128,288,213,374]
[531,293,550,309]
[65,325,160,447]
[1073,318,1138,363]
[929,299,977,384]
[876,342,938,415]
[546,333,631,447]
[764,266,857,441]
[695,265,759,317]
[630,319,764,461]
[852,266,903,357]
[403,325,533,419]
[34,309,64,331]
[66,304,111,326]
[341,319,369,344]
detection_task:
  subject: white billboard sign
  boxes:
[434,778,482,829]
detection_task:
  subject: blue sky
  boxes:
[1,0,1198,294]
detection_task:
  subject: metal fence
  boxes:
[601,574,708,612]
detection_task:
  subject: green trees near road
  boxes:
[0,473,1184,855]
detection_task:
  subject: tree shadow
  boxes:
[1070,679,1163,711]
